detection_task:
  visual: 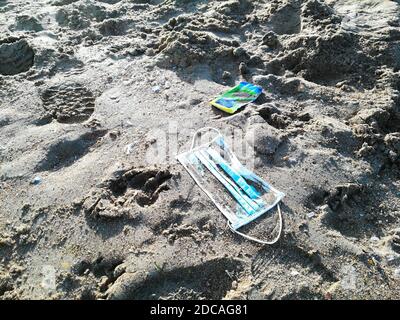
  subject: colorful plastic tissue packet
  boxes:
[210,82,262,114]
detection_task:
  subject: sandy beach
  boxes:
[1,0,400,299]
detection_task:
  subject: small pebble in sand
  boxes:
[290,270,300,276]
[231,280,238,290]
[370,236,380,243]
[125,143,135,155]
[31,176,42,185]
[394,268,400,279]
[239,62,248,75]
[307,212,316,219]
[152,85,161,93]
[222,71,231,79]
[282,156,297,165]
[109,131,120,140]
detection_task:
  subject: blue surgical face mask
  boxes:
[177,127,285,245]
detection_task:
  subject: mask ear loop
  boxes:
[190,127,221,150]
[228,203,283,245]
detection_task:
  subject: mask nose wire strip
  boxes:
[191,127,222,150]
[228,203,283,245]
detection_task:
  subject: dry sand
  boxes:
[1,0,400,299]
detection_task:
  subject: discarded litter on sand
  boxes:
[210,82,262,114]
[177,127,284,244]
